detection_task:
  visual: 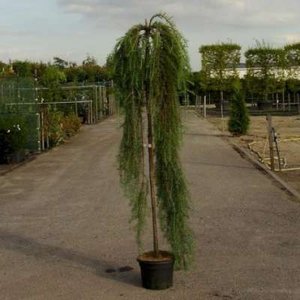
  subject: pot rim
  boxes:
[137,250,174,264]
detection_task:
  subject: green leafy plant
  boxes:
[61,113,81,138]
[47,111,64,146]
[0,115,28,163]
[47,111,81,146]
[228,82,250,135]
[110,13,193,269]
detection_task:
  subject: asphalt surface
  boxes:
[0,112,299,300]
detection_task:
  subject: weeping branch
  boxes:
[110,13,194,269]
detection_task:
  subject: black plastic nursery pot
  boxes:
[137,251,174,290]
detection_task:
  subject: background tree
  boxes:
[228,81,250,135]
[284,43,300,101]
[245,42,285,104]
[0,61,9,77]
[53,57,69,69]
[199,43,241,109]
[12,60,32,77]
[41,65,66,88]
[66,55,108,83]
[111,13,193,269]
[40,65,67,102]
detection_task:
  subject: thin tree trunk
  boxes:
[144,24,159,257]
[146,104,159,257]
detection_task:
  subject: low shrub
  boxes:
[47,111,81,146]
[62,113,81,138]
[228,84,250,135]
[48,111,64,147]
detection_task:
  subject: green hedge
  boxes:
[0,115,28,163]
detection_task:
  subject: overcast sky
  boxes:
[0,0,299,70]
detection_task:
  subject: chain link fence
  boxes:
[0,77,115,157]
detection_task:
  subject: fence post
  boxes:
[40,110,45,151]
[200,96,202,115]
[203,95,207,118]
[36,113,41,153]
[220,90,224,119]
[100,86,103,119]
[90,100,93,124]
[94,85,98,121]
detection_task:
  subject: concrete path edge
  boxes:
[228,139,300,202]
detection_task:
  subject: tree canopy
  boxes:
[199,43,241,93]
[284,43,300,93]
[245,43,285,100]
[0,56,110,85]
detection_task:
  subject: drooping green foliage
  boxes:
[150,18,193,269]
[228,81,250,135]
[110,13,193,269]
[110,23,147,248]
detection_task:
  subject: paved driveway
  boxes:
[0,112,299,299]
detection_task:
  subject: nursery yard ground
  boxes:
[0,112,300,299]
[207,115,300,194]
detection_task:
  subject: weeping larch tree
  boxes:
[110,13,193,269]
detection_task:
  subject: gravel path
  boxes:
[0,112,299,300]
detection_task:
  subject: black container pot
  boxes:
[137,251,174,290]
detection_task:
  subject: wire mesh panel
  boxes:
[0,112,40,153]
[0,78,115,158]
[25,113,41,152]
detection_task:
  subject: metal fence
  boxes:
[195,94,300,117]
[0,77,115,154]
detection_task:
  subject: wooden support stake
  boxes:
[273,128,282,171]
[266,114,275,171]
